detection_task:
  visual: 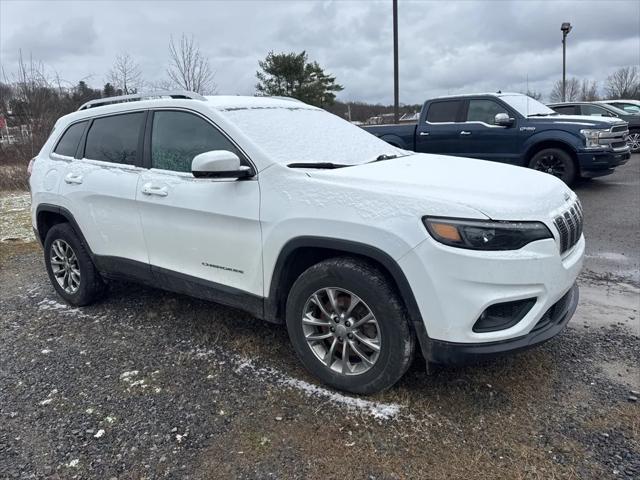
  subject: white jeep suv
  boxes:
[30,91,584,394]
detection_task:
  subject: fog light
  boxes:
[473,298,536,332]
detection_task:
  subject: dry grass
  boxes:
[0,145,33,191]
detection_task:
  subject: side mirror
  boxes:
[191,151,252,179]
[494,113,515,127]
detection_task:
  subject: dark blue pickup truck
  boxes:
[363,93,631,185]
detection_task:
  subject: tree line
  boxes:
[1,35,639,153]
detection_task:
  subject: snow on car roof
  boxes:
[204,95,319,111]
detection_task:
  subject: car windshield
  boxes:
[500,95,556,117]
[604,104,634,116]
[222,106,405,166]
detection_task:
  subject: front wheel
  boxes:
[627,130,640,153]
[528,148,576,185]
[285,257,415,394]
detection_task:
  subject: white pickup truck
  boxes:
[29,91,584,394]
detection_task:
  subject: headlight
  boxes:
[580,129,604,148]
[422,217,552,250]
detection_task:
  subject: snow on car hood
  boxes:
[310,154,574,221]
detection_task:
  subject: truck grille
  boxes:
[553,199,583,254]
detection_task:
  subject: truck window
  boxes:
[581,105,613,117]
[53,121,87,157]
[151,110,241,173]
[84,112,145,165]
[553,105,577,115]
[466,100,508,125]
[426,101,462,123]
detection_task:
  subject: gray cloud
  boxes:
[1,0,638,103]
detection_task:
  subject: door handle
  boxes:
[64,173,83,185]
[418,131,430,136]
[141,183,168,197]
[460,131,472,135]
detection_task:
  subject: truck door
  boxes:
[454,99,521,164]
[415,100,464,156]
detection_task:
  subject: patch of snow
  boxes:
[94,429,105,438]
[119,370,139,380]
[39,398,53,406]
[0,192,34,242]
[66,459,79,468]
[195,348,402,420]
[41,349,52,354]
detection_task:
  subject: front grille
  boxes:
[553,199,583,254]
[611,140,627,149]
[611,124,628,133]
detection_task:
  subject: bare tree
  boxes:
[605,66,639,99]
[550,78,580,102]
[578,79,599,101]
[524,89,543,101]
[166,34,216,94]
[107,53,143,95]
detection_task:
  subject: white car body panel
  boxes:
[136,168,263,295]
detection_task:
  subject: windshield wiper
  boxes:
[367,153,408,163]
[287,162,349,169]
[528,113,558,117]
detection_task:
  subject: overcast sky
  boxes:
[1,0,639,104]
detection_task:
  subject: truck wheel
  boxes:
[285,257,415,394]
[628,130,640,153]
[528,148,576,185]
[44,223,106,307]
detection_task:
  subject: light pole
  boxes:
[393,0,399,124]
[561,22,572,102]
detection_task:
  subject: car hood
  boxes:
[530,115,627,127]
[310,154,574,220]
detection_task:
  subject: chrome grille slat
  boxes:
[554,199,583,254]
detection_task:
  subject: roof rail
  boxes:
[78,90,206,111]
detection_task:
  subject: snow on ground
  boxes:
[0,192,33,242]
[196,348,403,420]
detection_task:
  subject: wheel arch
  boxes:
[265,236,430,357]
[36,204,94,256]
[525,140,579,172]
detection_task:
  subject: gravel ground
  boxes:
[1,157,639,479]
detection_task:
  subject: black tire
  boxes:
[43,223,105,306]
[528,148,576,185]
[285,257,415,394]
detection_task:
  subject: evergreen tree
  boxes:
[103,83,116,97]
[256,51,343,107]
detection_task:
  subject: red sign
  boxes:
[0,115,6,129]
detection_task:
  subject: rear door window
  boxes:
[84,112,145,165]
[53,121,87,157]
[466,100,509,125]
[426,101,462,123]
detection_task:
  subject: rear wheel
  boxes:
[44,223,105,306]
[285,257,415,394]
[528,148,576,185]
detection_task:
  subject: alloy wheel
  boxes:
[302,287,381,376]
[50,239,81,294]
[627,132,640,152]
[533,153,566,178]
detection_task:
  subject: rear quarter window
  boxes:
[552,105,578,115]
[53,121,87,157]
[84,112,145,165]
[426,101,462,123]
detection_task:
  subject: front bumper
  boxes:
[426,283,578,364]
[577,149,631,178]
